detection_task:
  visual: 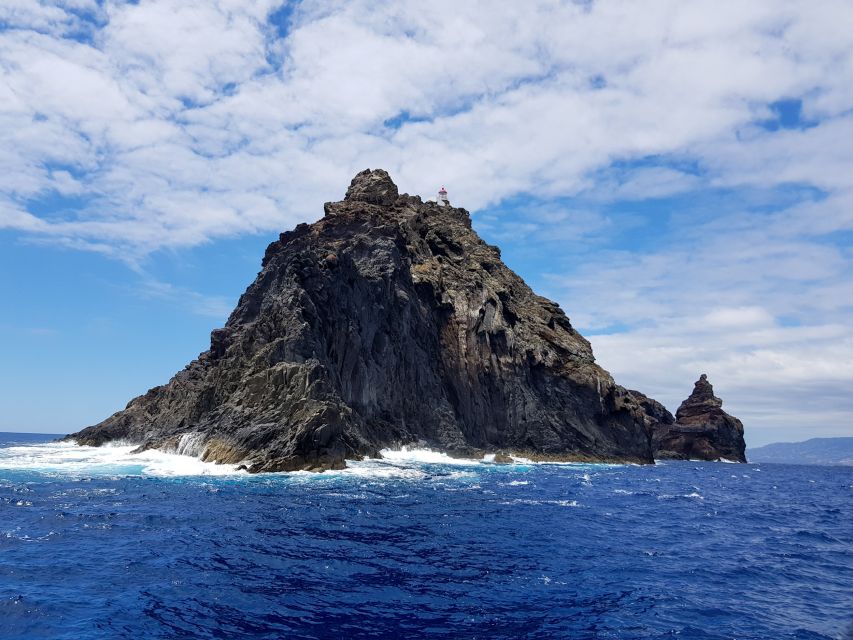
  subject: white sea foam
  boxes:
[0,442,491,481]
[326,449,488,482]
[333,461,428,481]
[553,499,580,507]
[499,498,580,507]
[0,441,247,477]
[1,440,613,482]
[377,447,485,466]
[376,447,618,469]
[445,470,478,480]
[657,492,704,500]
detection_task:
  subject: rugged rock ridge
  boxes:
[70,169,663,471]
[645,374,747,462]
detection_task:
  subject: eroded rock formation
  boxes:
[69,169,661,471]
[646,374,747,462]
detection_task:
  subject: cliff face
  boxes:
[70,169,657,471]
[645,374,747,462]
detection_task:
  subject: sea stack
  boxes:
[69,169,663,471]
[649,374,747,462]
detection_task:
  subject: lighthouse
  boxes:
[437,186,449,206]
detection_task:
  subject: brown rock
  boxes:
[644,374,747,462]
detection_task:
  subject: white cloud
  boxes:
[137,278,235,319]
[0,0,852,444]
[0,1,89,35]
[0,204,47,231]
[544,188,853,446]
[591,321,853,447]
[1,0,850,253]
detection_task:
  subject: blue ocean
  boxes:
[0,432,850,640]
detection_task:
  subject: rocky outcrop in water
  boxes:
[69,169,661,471]
[645,374,747,462]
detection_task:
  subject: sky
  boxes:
[1,0,852,447]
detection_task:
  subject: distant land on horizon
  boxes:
[748,437,853,466]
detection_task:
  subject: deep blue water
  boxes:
[0,432,851,640]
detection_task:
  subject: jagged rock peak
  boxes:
[644,373,747,463]
[677,373,723,419]
[344,168,399,206]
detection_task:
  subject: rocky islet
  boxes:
[645,374,747,462]
[69,170,746,470]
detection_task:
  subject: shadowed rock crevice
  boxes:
[69,169,692,471]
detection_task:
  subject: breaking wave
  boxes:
[0,441,246,477]
[0,440,633,484]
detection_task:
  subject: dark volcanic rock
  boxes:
[344,168,399,206]
[69,169,658,471]
[646,374,746,462]
[626,389,675,434]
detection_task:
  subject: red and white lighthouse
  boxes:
[438,186,449,206]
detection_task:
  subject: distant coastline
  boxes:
[748,437,853,466]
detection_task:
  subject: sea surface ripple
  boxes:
[0,432,851,640]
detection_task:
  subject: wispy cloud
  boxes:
[0,323,59,338]
[136,278,234,320]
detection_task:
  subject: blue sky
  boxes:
[1,1,852,446]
